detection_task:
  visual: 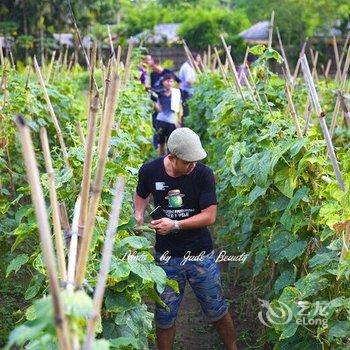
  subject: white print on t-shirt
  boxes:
[155,182,169,190]
[164,208,195,219]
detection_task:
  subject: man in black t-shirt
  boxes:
[134,128,237,350]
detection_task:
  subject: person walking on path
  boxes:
[134,128,238,350]
[179,52,201,124]
[149,58,180,149]
[154,73,182,156]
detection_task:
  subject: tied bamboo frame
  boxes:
[15,115,71,350]
[84,177,125,349]
[75,72,121,286]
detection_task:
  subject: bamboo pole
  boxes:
[338,32,350,80]
[33,56,71,171]
[40,128,67,282]
[9,48,15,70]
[243,46,249,66]
[75,73,121,286]
[330,44,350,135]
[182,40,201,74]
[247,65,263,105]
[75,121,86,147]
[67,52,75,71]
[59,203,70,235]
[0,45,4,67]
[122,41,133,87]
[284,84,303,138]
[292,40,307,86]
[324,59,332,79]
[243,73,260,108]
[15,115,71,350]
[338,91,350,128]
[66,196,81,289]
[268,11,275,49]
[97,58,112,155]
[214,47,229,85]
[302,96,312,135]
[332,36,342,82]
[46,50,56,83]
[107,24,115,61]
[276,28,292,84]
[310,50,319,83]
[83,177,125,350]
[300,55,345,191]
[220,35,245,101]
[340,221,350,261]
[115,45,121,72]
[77,92,99,257]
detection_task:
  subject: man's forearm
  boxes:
[134,193,150,224]
[177,210,215,230]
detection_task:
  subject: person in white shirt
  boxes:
[179,52,201,124]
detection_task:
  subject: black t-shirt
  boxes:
[136,157,218,257]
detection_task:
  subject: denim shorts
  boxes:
[154,250,228,329]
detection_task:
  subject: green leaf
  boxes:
[6,253,29,277]
[308,251,339,268]
[328,321,350,339]
[109,337,139,349]
[279,321,298,340]
[295,272,329,298]
[25,274,45,300]
[118,236,151,249]
[274,167,297,199]
[274,269,295,293]
[109,258,131,281]
[280,240,307,262]
[253,248,268,277]
[248,185,269,204]
[92,339,110,350]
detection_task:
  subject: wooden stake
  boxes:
[122,41,133,87]
[338,32,350,80]
[46,50,56,84]
[214,47,229,85]
[324,59,332,79]
[277,28,292,84]
[302,96,312,135]
[338,91,350,128]
[0,45,4,67]
[75,121,86,147]
[115,45,122,72]
[332,36,342,82]
[33,56,71,171]
[330,43,350,135]
[15,115,71,350]
[107,24,115,61]
[268,11,275,49]
[292,40,307,86]
[182,40,201,74]
[340,221,350,261]
[220,35,245,101]
[66,196,81,289]
[284,84,303,137]
[40,128,67,282]
[83,177,125,349]
[75,73,121,286]
[300,55,345,191]
[310,50,319,83]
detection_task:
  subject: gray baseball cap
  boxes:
[167,128,207,162]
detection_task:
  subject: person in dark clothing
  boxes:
[134,128,238,350]
[150,57,180,93]
[149,58,180,149]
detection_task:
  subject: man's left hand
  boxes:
[149,218,174,235]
